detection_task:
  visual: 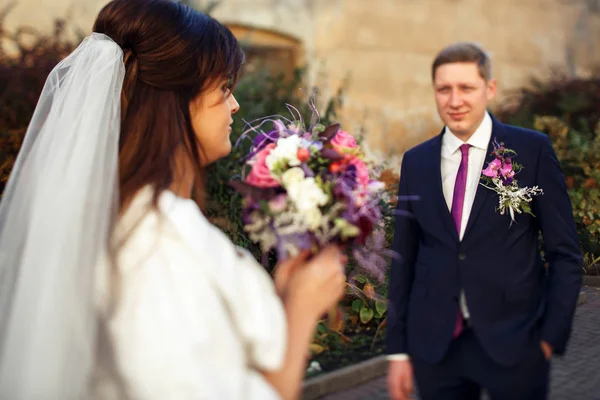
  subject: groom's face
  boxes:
[433,62,496,139]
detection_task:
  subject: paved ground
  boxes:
[321,285,600,400]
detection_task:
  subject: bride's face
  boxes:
[189,78,240,165]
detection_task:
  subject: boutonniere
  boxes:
[480,139,543,223]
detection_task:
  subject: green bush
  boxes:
[496,74,600,274]
[0,16,78,194]
[496,72,600,133]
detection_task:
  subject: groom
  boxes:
[385,42,582,400]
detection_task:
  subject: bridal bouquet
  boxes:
[230,103,389,281]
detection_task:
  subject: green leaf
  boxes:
[316,323,327,334]
[375,300,387,317]
[354,274,367,284]
[259,200,271,215]
[352,299,364,313]
[309,343,325,355]
[334,218,360,240]
[360,307,374,324]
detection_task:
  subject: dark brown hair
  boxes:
[93,0,244,212]
[431,42,492,82]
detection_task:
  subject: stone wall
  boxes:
[306,0,600,158]
[5,0,600,163]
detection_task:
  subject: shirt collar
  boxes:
[443,111,492,154]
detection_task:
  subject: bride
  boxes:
[0,0,346,399]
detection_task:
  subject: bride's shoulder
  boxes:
[115,187,242,264]
[117,187,212,240]
[108,187,269,294]
[156,189,233,248]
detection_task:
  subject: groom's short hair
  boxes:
[431,42,492,82]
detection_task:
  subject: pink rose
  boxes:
[246,143,280,188]
[349,158,370,187]
[331,130,357,149]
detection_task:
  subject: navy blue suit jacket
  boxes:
[385,117,582,367]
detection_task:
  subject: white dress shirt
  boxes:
[388,112,492,362]
[441,112,492,320]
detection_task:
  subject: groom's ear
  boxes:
[486,78,497,101]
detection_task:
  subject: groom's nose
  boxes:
[449,90,463,108]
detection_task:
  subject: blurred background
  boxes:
[1,1,599,394]
[4,0,600,155]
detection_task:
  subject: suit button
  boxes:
[458,253,466,261]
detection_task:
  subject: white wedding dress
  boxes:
[90,187,286,399]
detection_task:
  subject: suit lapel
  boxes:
[462,117,507,239]
[431,132,460,244]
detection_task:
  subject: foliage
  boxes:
[532,116,600,274]
[495,72,600,134]
[0,14,78,195]
[180,0,222,15]
[308,169,398,365]
[496,74,600,275]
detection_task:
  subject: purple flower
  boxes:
[502,176,514,185]
[320,148,344,161]
[482,158,501,178]
[283,122,303,137]
[252,130,279,153]
[268,194,288,213]
[340,165,358,191]
[275,232,313,260]
[300,163,315,178]
[500,166,515,185]
[351,229,395,283]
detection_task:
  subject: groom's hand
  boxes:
[540,340,553,361]
[387,359,413,400]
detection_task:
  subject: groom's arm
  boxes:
[533,134,583,356]
[385,154,420,356]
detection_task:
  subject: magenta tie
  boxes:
[451,144,471,338]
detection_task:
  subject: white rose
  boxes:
[281,167,305,189]
[302,207,324,230]
[368,181,386,193]
[266,135,302,171]
[287,177,329,212]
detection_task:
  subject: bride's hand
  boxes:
[261,246,346,400]
[284,245,347,320]
[273,250,311,299]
